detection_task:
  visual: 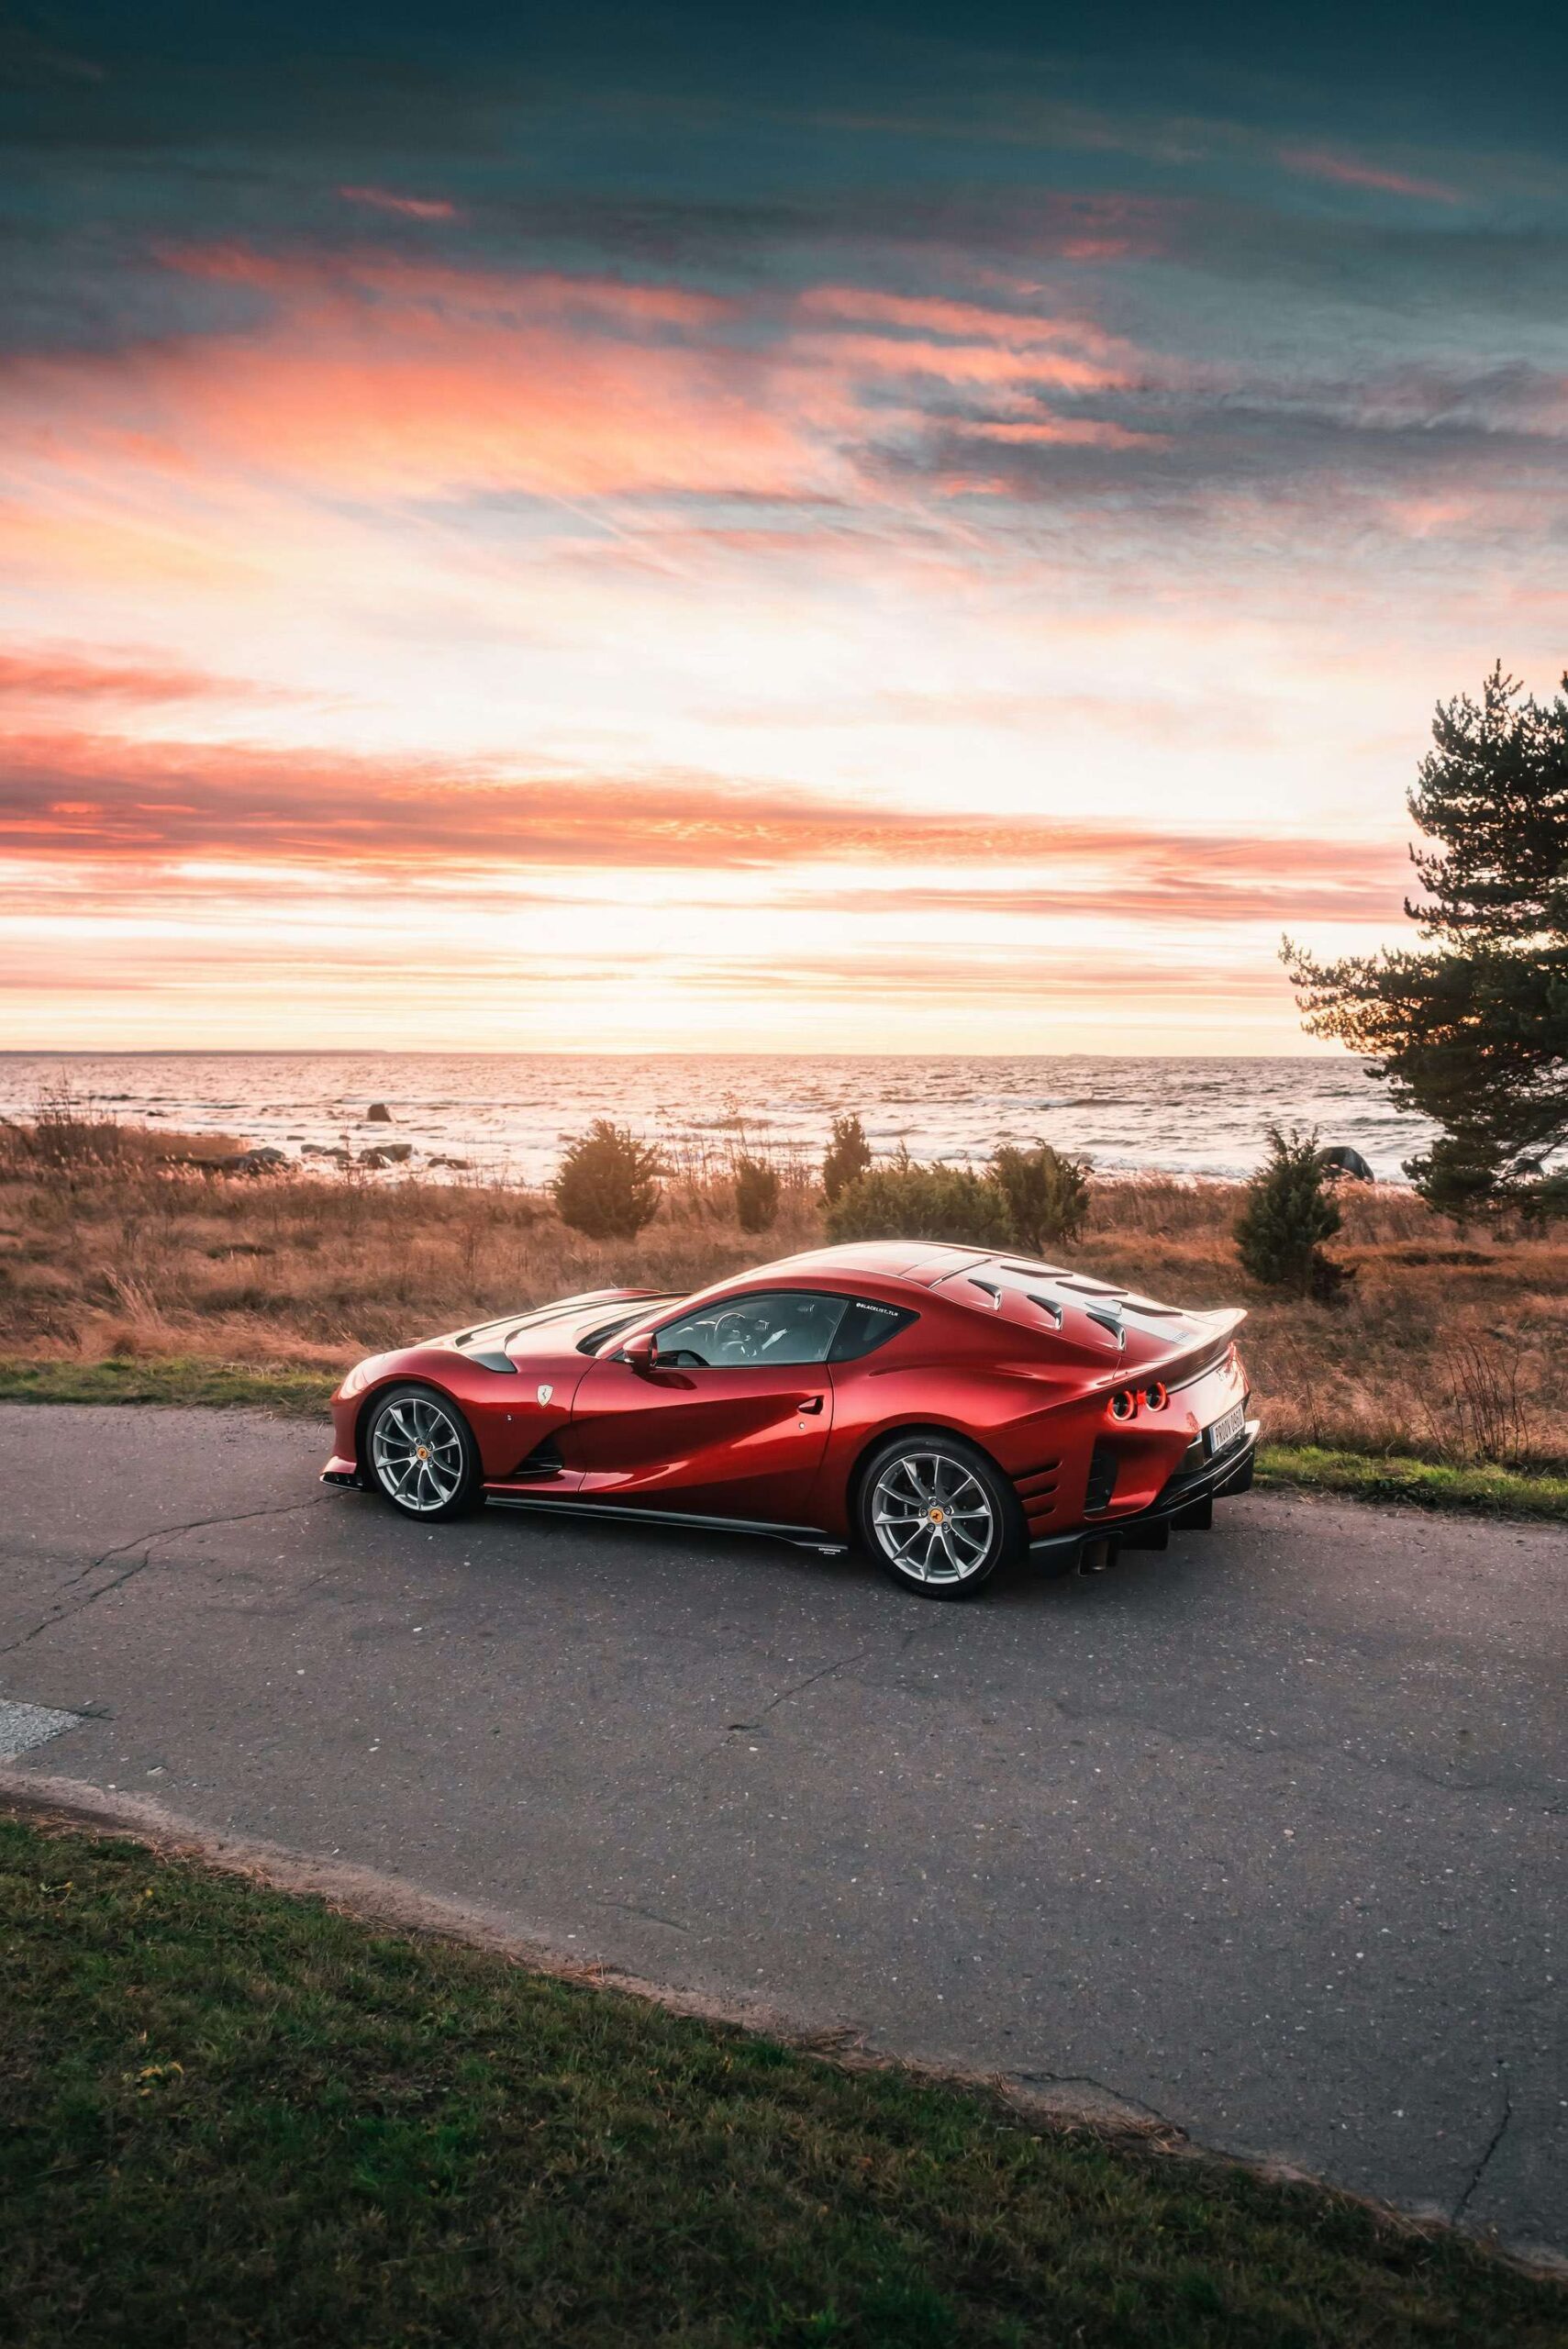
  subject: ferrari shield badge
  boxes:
[537,1383,553,1406]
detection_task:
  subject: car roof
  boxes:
[740,1241,991,1291]
[728,1243,1212,1329]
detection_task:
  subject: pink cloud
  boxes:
[1279,148,1461,205]
[337,185,461,221]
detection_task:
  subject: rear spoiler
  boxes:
[1140,1307,1246,1387]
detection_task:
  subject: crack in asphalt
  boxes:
[725,1647,875,1734]
[1029,1687,1564,1813]
[1451,2068,1514,2224]
[594,1898,690,1933]
[0,1497,333,1657]
[665,1643,880,1787]
[1011,2066,1186,2135]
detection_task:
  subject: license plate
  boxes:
[1206,1401,1246,1455]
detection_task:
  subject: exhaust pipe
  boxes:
[1077,1536,1117,1575]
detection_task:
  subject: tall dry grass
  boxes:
[2,1116,1565,1468]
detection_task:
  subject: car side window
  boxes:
[829,1300,917,1362]
[655,1289,850,1368]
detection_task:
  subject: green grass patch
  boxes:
[0,1818,1559,2348]
[0,1354,334,1417]
[1258,1443,1568,1520]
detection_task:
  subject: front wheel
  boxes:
[854,1433,1024,1599]
[365,1385,482,1520]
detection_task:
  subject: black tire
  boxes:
[363,1384,483,1521]
[853,1431,1026,1599]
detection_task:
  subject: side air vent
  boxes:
[462,1348,517,1375]
[1027,1293,1064,1327]
[1014,1458,1062,1492]
[966,1278,1003,1308]
[1084,1442,1119,1513]
[1084,1308,1125,1347]
[511,1435,564,1481]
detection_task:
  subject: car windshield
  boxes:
[656,1290,850,1367]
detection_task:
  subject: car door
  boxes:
[565,1288,848,1525]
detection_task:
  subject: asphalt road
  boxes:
[2,1403,1563,2257]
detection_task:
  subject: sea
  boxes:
[0,1052,1435,1186]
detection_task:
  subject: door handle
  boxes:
[797,1394,824,1414]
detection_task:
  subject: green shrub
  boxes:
[990,1142,1091,1252]
[734,1154,781,1233]
[552,1120,663,1240]
[826,1159,1013,1249]
[821,1114,873,1205]
[1234,1125,1349,1298]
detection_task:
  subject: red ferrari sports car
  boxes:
[322,1241,1257,1598]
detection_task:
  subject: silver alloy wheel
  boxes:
[371,1395,465,1513]
[870,1449,995,1585]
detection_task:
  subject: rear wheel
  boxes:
[855,1433,1024,1599]
[365,1385,482,1520]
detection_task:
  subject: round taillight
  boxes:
[1109,1388,1137,1421]
[1143,1381,1168,1411]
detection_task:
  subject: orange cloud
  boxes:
[0,247,1170,515]
[0,649,281,705]
[161,246,736,328]
[5,249,808,502]
[795,286,1131,360]
[0,724,1407,913]
[953,417,1159,449]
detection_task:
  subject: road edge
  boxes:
[4,1765,1563,2286]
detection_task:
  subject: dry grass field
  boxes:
[3,1108,1565,1477]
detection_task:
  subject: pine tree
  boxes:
[1284,666,1568,1219]
[1234,1127,1348,1298]
[734,1154,780,1233]
[990,1142,1090,1251]
[821,1114,872,1205]
[552,1120,662,1239]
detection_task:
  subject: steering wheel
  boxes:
[711,1309,764,1363]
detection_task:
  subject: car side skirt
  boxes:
[484,1492,849,1553]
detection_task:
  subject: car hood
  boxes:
[439,1288,677,1364]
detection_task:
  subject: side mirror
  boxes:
[619,1329,657,1370]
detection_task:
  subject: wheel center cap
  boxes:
[416,1445,428,1460]
[928,1505,946,1523]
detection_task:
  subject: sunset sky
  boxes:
[3,0,1565,1052]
